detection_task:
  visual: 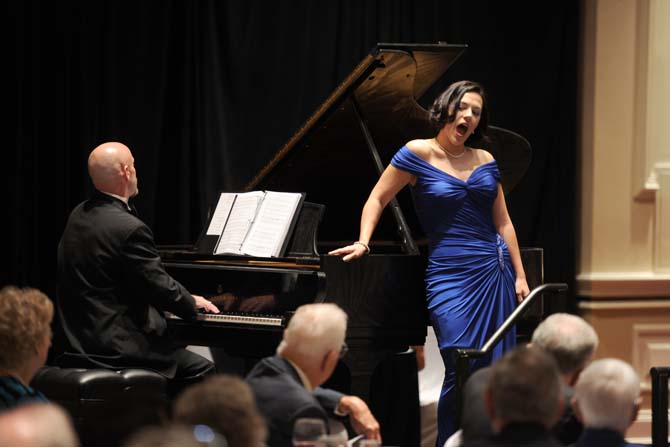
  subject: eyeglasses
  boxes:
[339,342,349,359]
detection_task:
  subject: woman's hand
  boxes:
[515,277,530,303]
[328,243,368,262]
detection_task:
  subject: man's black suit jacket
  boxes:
[56,191,198,377]
[465,422,563,447]
[246,355,344,447]
[461,366,583,445]
[575,428,645,447]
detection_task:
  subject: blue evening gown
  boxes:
[391,146,517,445]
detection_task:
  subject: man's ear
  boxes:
[321,349,338,374]
[484,389,494,418]
[571,396,584,424]
[484,389,502,433]
[630,397,642,427]
[552,392,565,427]
[120,164,130,180]
[567,369,581,387]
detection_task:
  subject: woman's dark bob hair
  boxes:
[428,80,489,146]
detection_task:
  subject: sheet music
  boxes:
[241,191,303,258]
[214,191,264,255]
[206,193,236,235]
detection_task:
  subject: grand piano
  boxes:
[159,42,542,442]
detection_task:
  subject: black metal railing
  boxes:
[651,366,670,447]
[451,282,568,429]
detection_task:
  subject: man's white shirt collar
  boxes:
[100,191,130,209]
[285,358,314,391]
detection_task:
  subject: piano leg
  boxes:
[337,345,401,401]
[325,344,421,446]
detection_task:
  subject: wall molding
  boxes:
[655,164,670,272]
[632,323,670,384]
[578,300,670,311]
[576,272,670,297]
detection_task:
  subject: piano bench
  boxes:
[31,366,169,447]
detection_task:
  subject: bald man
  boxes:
[0,402,79,447]
[56,142,219,388]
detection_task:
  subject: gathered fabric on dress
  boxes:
[391,146,516,445]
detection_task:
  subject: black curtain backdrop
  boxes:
[8,0,579,311]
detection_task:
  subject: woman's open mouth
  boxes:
[456,123,469,137]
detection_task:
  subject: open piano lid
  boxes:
[245,43,531,251]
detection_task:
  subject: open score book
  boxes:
[204,190,305,258]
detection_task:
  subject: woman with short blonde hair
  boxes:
[0,286,53,410]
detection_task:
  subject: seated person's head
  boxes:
[123,423,227,447]
[0,402,79,447]
[277,303,347,387]
[173,374,267,447]
[485,345,563,432]
[572,358,641,434]
[88,141,138,198]
[0,286,53,384]
[530,313,599,385]
[460,367,493,443]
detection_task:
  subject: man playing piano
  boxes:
[56,141,220,392]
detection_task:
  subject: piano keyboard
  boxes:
[165,311,285,327]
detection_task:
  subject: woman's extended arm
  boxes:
[329,165,414,262]
[492,183,529,302]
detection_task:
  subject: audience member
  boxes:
[0,401,79,446]
[464,345,563,447]
[530,312,599,443]
[0,286,52,410]
[246,303,381,447]
[56,142,219,393]
[450,312,599,446]
[530,313,599,385]
[455,367,491,446]
[123,423,227,447]
[173,374,267,447]
[572,358,645,447]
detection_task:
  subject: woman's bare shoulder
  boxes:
[472,148,495,163]
[405,139,432,157]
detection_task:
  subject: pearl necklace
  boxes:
[434,138,467,158]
